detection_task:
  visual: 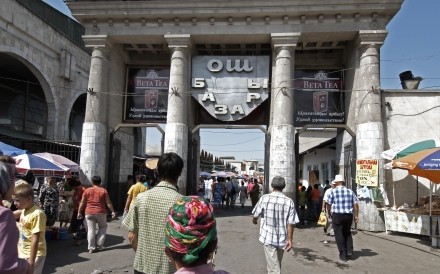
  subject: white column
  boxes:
[355,30,387,169]
[355,30,388,231]
[164,34,191,194]
[269,33,300,198]
[80,36,112,182]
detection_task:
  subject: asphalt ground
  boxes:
[44,199,440,274]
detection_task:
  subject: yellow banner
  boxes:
[356,159,379,187]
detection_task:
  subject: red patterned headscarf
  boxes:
[165,196,216,264]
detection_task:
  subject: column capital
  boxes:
[165,34,192,49]
[356,30,388,48]
[271,33,301,48]
[82,35,113,55]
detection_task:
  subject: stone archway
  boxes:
[0,47,57,138]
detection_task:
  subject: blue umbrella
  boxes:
[0,141,30,156]
[14,154,68,174]
[200,171,211,177]
[217,171,227,178]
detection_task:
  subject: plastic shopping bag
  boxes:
[317,211,327,226]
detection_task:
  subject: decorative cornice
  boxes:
[271,33,301,48]
[82,35,113,50]
[164,34,192,49]
[355,30,388,47]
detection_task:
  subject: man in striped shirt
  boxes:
[326,174,359,262]
[252,176,299,274]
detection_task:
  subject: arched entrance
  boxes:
[0,52,49,138]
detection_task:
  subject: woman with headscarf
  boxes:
[164,196,229,274]
[39,177,59,227]
[0,162,30,273]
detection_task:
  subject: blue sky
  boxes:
[45,0,439,161]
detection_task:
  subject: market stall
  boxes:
[384,147,440,247]
[383,195,439,239]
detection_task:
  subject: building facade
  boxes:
[66,0,405,230]
[6,0,439,233]
[0,0,90,156]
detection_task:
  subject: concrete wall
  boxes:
[0,0,90,140]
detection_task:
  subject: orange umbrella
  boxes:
[392,147,440,183]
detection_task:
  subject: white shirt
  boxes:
[252,191,299,248]
[323,187,333,202]
[204,179,212,199]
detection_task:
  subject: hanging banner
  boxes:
[124,68,170,123]
[293,70,345,127]
[356,159,379,187]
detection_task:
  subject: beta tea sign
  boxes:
[356,159,379,187]
[191,56,270,122]
[124,68,170,122]
[294,70,345,127]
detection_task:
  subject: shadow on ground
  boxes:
[214,204,254,218]
[43,228,126,273]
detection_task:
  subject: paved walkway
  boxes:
[44,200,440,274]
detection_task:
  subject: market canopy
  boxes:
[0,141,30,156]
[392,147,440,183]
[14,153,68,176]
[381,139,436,160]
[33,152,79,172]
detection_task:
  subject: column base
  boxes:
[269,125,295,198]
[164,123,188,194]
[80,122,108,183]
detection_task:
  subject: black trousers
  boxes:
[332,213,353,256]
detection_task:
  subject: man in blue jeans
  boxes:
[325,174,359,262]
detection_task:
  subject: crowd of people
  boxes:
[199,174,263,214]
[1,151,359,274]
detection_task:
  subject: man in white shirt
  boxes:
[252,176,299,274]
[204,177,212,202]
[322,180,336,236]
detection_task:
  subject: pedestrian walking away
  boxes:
[252,176,299,274]
[249,178,260,210]
[124,174,148,215]
[77,175,117,253]
[67,176,86,245]
[211,177,225,214]
[122,152,184,274]
[325,174,359,262]
[322,179,336,236]
[238,181,247,208]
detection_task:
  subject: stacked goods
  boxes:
[402,195,440,215]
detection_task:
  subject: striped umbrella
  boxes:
[392,147,440,183]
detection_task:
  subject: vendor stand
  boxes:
[383,195,439,242]
[386,147,440,247]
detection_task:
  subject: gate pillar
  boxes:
[355,30,388,231]
[164,34,192,194]
[269,33,300,198]
[80,36,112,182]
